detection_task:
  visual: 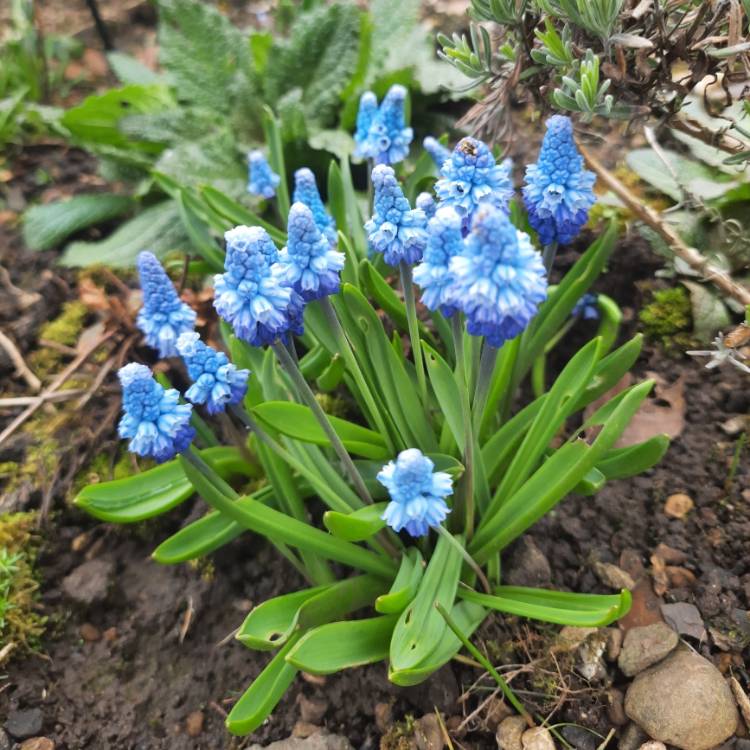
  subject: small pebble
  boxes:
[5,708,43,740]
[485,697,512,731]
[521,727,555,750]
[605,628,623,661]
[185,710,204,737]
[496,716,526,750]
[79,623,101,642]
[102,627,118,643]
[665,566,695,587]
[618,622,678,677]
[606,688,627,726]
[414,713,444,750]
[374,703,392,734]
[298,695,327,724]
[19,739,54,750]
[652,543,687,565]
[663,493,694,519]
[637,743,666,750]
[594,562,635,590]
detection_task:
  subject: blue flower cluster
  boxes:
[423,136,451,170]
[378,449,452,537]
[522,115,596,245]
[136,251,196,358]
[278,203,345,301]
[176,331,250,414]
[450,206,548,347]
[214,225,304,347]
[435,137,513,226]
[118,363,195,463]
[365,164,428,266]
[293,168,337,247]
[353,85,413,165]
[415,192,437,220]
[247,150,281,199]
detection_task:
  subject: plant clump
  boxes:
[639,286,693,350]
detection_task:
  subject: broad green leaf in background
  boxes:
[23,193,134,251]
[107,51,163,85]
[61,200,186,267]
[682,280,731,343]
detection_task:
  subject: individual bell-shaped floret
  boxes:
[415,192,437,220]
[292,168,337,247]
[423,136,451,170]
[522,115,596,246]
[136,251,196,358]
[117,363,195,463]
[247,150,281,199]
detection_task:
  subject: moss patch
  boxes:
[639,286,693,350]
[0,512,45,659]
[29,300,89,378]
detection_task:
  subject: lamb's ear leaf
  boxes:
[285,614,398,674]
[323,503,388,541]
[225,632,301,736]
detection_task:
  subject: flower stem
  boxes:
[400,261,428,407]
[542,241,558,273]
[472,342,497,434]
[272,339,374,507]
[451,315,475,540]
[435,525,490,594]
[318,296,395,453]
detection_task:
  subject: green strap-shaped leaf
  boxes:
[323,503,388,541]
[74,446,252,523]
[422,341,465,450]
[286,614,398,674]
[596,434,670,480]
[376,547,424,614]
[459,586,631,627]
[176,189,225,271]
[252,400,388,460]
[261,105,290,220]
[225,632,301,736]
[389,532,463,674]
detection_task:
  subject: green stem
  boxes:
[543,241,558,274]
[319,297,395,453]
[435,525,490,594]
[472,343,497,434]
[451,315,475,540]
[272,340,374,506]
[400,261,427,406]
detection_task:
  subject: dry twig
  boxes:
[0,329,42,392]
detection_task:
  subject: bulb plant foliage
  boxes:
[76,105,669,737]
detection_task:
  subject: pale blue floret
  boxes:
[353,91,378,160]
[277,203,345,301]
[214,225,304,347]
[415,192,437,220]
[117,362,195,463]
[377,448,452,537]
[572,292,600,320]
[176,332,249,414]
[247,150,281,200]
[136,251,196,358]
[449,206,548,347]
[354,85,413,165]
[292,168,338,247]
[435,137,513,227]
[423,136,451,170]
[522,115,596,246]
[413,206,463,316]
[365,164,428,266]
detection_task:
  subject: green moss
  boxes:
[38,300,88,346]
[380,713,416,750]
[639,286,693,349]
[0,511,45,658]
[69,450,135,501]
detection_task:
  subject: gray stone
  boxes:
[561,725,597,750]
[618,622,678,677]
[618,724,647,750]
[248,735,353,750]
[5,709,43,740]
[736,740,750,750]
[521,727,555,750]
[660,602,706,641]
[414,714,445,750]
[505,537,552,587]
[577,630,608,682]
[0,728,10,750]
[624,647,738,750]
[61,559,114,606]
[496,716,526,750]
[594,562,636,591]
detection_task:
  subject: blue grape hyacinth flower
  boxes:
[450,206,548,347]
[377,448,452,537]
[292,168,337,247]
[277,203,345,301]
[416,192,437,220]
[247,150,281,199]
[136,251,196,358]
[435,137,513,226]
[413,206,464,316]
[365,164,428,266]
[176,332,250,414]
[522,115,596,246]
[423,136,451,170]
[354,85,413,165]
[118,362,195,463]
[214,225,303,347]
[572,292,600,320]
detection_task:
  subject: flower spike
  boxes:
[522,115,596,245]
[365,164,428,266]
[378,449,452,537]
[176,332,250,414]
[117,363,194,463]
[136,251,196,358]
[214,225,304,347]
[449,206,547,347]
[353,91,379,160]
[423,136,451,170]
[278,203,345,301]
[435,137,513,226]
[354,85,413,165]
[247,150,281,200]
[292,168,337,247]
